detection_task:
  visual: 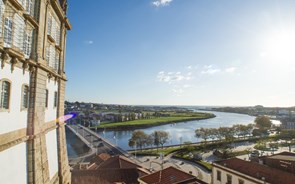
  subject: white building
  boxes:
[0,0,71,183]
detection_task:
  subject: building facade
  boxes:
[0,0,71,183]
[212,158,295,184]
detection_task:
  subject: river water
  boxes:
[95,110,259,150]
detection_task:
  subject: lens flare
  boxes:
[57,113,77,123]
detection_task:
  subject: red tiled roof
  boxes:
[214,158,295,184]
[72,168,141,184]
[138,166,205,184]
[72,155,150,184]
[97,155,141,169]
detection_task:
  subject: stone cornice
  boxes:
[50,0,66,22]
[23,14,39,28]
[8,0,25,11]
[64,17,72,30]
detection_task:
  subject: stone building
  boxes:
[0,0,71,183]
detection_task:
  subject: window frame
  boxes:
[0,0,5,36]
[54,91,57,108]
[216,170,221,181]
[238,179,244,184]
[45,89,48,108]
[13,13,25,51]
[4,17,13,48]
[0,79,11,111]
[226,174,232,184]
[21,84,29,110]
[24,31,32,59]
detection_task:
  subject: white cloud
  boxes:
[172,88,184,96]
[183,84,192,88]
[85,40,94,45]
[203,65,213,69]
[225,67,236,73]
[152,0,173,7]
[187,65,192,70]
[201,68,221,75]
[157,71,191,83]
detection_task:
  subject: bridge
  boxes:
[66,124,138,165]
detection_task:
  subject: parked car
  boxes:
[250,150,260,158]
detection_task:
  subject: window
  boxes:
[17,0,26,7]
[0,0,5,36]
[217,170,221,181]
[26,0,34,16]
[22,85,29,109]
[0,80,10,109]
[55,52,60,71]
[45,89,48,108]
[13,14,25,50]
[55,24,60,45]
[46,45,50,63]
[4,17,13,47]
[238,179,244,184]
[226,174,232,184]
[47,14,52,35]
[54,91,57,107]
[24,32,32,59]
[50,45,55,68]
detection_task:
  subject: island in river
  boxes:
[91,111,216,130]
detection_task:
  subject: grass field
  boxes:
[96,112,215,128]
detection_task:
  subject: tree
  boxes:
[255,116,272,130]
[155,131,170,149]
[218,127,235,141]
[128,130,149,150]
[195,128,211,143]
[151,131,160,151]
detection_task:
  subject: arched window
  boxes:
[22,85,29,109]
[0,80,10,109]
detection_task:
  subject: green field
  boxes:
[95,112,215,128]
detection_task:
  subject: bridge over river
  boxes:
[66,124,138,165]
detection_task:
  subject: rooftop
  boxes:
[138,166,206,184]
[214,158,295,184]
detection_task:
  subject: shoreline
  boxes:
[90,115,216,131]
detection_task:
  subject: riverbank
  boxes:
[91,112,215,130]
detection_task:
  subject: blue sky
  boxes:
[66,0,295,107]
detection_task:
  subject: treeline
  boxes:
[195,124,254,142]
[128,130,170,150]
[196,116,274,142]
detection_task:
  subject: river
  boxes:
[94,110,260,150]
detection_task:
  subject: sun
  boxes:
[264,30,295,62]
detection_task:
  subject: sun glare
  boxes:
[264,30,295,62]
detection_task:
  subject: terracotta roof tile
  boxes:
[97,155,141,169]
[138,166,206,184]
[72,168,142,184]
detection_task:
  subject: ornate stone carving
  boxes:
[22,60,29,74]
[47,72,53,80]
[10,57,19,72]
[29,65,36,74]
[1,52,9,69]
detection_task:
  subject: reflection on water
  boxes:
[66,127,90,157]
[97,111,258,150]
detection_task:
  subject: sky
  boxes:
[66,0,295,107]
